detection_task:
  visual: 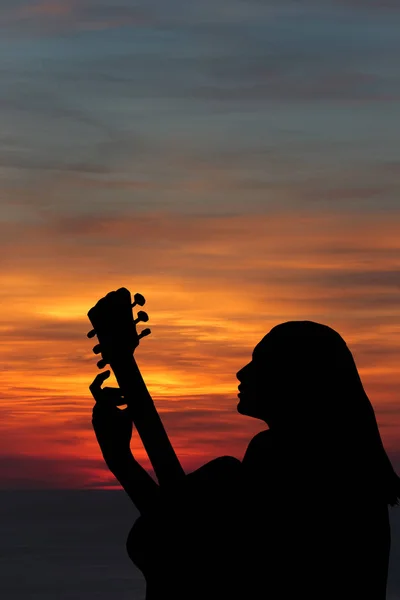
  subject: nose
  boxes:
[236,362,251,382]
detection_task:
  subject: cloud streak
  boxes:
[1,210,400,486]
[1,1,400,487]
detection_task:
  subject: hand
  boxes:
[90,370,133,459]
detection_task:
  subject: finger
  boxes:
[92,401,130,421]
[102,386,123,395]
[89,370,111,396]
[92,388,124,414]
[93,404,130,418]
[98,387,125,403]
[90,370,111,388]
[92,401,117,420]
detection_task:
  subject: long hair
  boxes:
[262,321,400,506]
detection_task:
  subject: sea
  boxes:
[1,490,399,599]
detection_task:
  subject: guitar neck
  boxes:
[111,356,185,487]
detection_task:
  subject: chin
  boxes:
[237,400,263,421]
[237,400,252,417]
[237,401,244,414]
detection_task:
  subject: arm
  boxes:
[103,448,159,515]
[90,371,159,515]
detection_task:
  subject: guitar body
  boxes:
[126,456,246,600]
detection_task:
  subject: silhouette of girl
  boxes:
[237,321,399,599]
[91,321,399,600]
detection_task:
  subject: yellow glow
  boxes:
[1,210,400,487]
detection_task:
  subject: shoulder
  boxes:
[186,456,242,493]
[188,455,241,481]
[245,429,272,453]
[243,429,272,465]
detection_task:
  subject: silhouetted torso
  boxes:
[127,428,390,600]
[127,456,244,600]
[242,429,390,600]
[88,297,396,600]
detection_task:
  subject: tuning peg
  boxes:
[92,344,102,355]
[132,293,146,308]
[138,328,151,340]
[134,310,149,325]
[97,358,108,369]
[87,329,96,339]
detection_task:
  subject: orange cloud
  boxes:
[1,210,400,487]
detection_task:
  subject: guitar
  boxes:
[87,288,245,599]
[87,287,185,487]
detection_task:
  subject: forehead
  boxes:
[252,335,274,359]
[252,331,298,362]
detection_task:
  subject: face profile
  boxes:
[237,320,367,431]
[236,346,276,424]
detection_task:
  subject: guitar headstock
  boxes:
[87,287,151,369]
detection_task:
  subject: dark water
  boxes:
[1,490,399,599]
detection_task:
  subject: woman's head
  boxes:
[236,320,400,504]
[236,321,354,428]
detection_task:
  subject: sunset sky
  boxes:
[1,0,400,489]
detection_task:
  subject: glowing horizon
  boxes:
[1,210,400,488]
[1,1,400,488]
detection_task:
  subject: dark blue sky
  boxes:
[2,0,400,218]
